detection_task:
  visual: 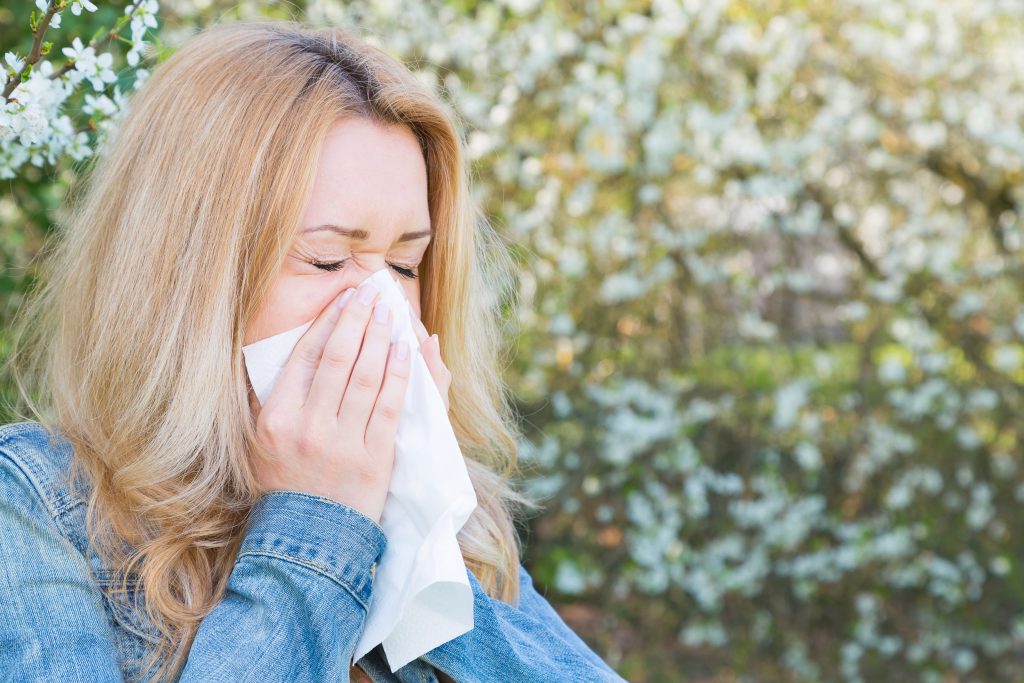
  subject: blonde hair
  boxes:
[5,18,538,682]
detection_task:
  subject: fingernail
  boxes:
[396,340,410,360]
[374,301,390,324]
[336,288,356,309]
[431,333,439,350]
[358,280,378,305]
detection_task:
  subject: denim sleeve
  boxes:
[177,490,387,681]
[420,561,628,682]
[0,445,386,683]
[0,449,122,679]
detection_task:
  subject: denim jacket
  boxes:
[0,421,627,682]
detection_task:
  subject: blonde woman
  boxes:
[0,19,626,683]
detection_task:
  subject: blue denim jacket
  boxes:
[0,421,627,682]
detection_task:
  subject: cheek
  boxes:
[245,275,340,344]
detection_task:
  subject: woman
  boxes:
[0,18,626,683]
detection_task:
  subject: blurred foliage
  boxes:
[4,1,1024,681]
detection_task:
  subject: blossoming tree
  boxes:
[3,1,1023,681]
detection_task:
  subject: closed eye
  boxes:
[309,258,418,280]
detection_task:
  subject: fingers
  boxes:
[365,339,412,455]
[409,313,450,411]
[420,333,452,412]
[421,333,447,380]
[305,279,381,419]
[265,286,357,411]
[411,313,429,344]
[411,312,441,360]
[337,300,394,434]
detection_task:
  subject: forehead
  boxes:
[301,117,430,240]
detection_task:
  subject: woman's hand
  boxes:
[250,279,413,524]
[410,314,452,413]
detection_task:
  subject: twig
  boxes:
[3,0,147,102]
[2,0,61,101]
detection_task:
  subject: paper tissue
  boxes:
[241,267,478,672]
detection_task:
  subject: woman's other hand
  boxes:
[410,314,452,413]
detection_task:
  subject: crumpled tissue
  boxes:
[241,266,478,672]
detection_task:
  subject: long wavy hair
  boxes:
[5,18,537,682]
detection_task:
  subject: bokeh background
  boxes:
[3,1,1024,681]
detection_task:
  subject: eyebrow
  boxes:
[301,224,433,243]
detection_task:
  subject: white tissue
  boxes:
[241,267,478,672]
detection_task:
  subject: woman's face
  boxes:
[244,117,432,346]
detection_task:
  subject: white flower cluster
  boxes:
[0,0,159,178]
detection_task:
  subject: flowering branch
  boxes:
[1,0,64,102]
[0,0,159,178]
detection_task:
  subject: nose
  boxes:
[339,260,399,292]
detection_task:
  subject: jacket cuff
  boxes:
[238,490,388,610]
